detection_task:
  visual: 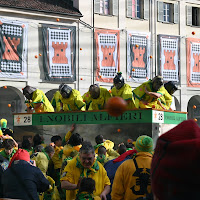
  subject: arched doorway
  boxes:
[187,95,200,125]
[174,96,181,111]
[0,86,26,129]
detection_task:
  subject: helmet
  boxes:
[60,85,72,99]
[164,81,178,95]
[23,86,36,100]
[89,84,100,99]
[113,72,124,90]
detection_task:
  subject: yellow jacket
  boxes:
[60,156,110,200]
[94,140,114,154]
[62,144,82,161]
[51,90,62,112]
[111,152,152,200]
[111,84,136,109]
[51,146,63,169]
[88,87,111,110]
[60,89,85,111]
[31,152,49,176]
[133,80,172,109]
[28,89,54,113]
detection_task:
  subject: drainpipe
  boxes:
[92,0,95,84]
[77,20,80,90]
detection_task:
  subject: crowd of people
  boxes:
[22,72,178,114]
[0,118,199,200]
[0,72,188,200]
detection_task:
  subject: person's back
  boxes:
[2,149,50,200]
[111,135,153,200]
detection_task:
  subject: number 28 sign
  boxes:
[152,111,164,123]
[14,114,32,126]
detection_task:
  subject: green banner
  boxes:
[32,110,152,125]
[164,112,187,124]
[13,110,187,126]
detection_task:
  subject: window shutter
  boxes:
[174,3,179,23]
[186,5,192,26]
[158,1,164,22]
[112,0,118,16]
[95,0,101,13]
[144,0,149,20]
[127,0,133,17]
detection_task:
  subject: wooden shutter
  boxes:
[144,0,149,20]
[174,3,179,23]
[186,5,192,26]
[95,0,101,13]
[158,1,164,22]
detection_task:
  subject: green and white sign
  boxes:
[13,109,187,126]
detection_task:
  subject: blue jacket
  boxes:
[2,160,49,200]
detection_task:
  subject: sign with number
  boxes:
[152,111,164,123]
[14,114,32,126]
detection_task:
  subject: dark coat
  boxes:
[2,160,50,200]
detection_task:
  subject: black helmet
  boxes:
[23,85,36,100]
[60,85,72,99]
[89,84,100,99]
[113,72,124,90]
[164,81,178,95]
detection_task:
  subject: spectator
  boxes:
[22,138,33,155]
[75,178,101,200]
[31,145,55,176]
[62,132,83,161]
[61,141,111,200]
[151,119,200,200]
[104,144,137,200]
[0,139,16,161]
[2,149,50,200]
[111,135,153,200]
[33,133,46,148]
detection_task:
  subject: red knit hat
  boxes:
[8,148,30,168]
[151,120,200,200]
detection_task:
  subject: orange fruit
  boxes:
[106,97,127,117]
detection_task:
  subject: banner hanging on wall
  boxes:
[127,31,151,83]
[158,35,180,83]
[42,24,76,82]
[0,18,28,78]
[186,38,200,87]
[95,29,120,83]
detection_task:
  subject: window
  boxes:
[95,0,118,16]
[127,0,149,20]
[158,1,179,24]
[187,6,200,26]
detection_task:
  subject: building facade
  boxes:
[0,0,200,128]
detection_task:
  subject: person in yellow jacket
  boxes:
[83,84,111,111]
[75,178,101,200]
[31,145,55,176]
[59,84,85,111]
[23,85,54,113]
[111,135,153,200]
[62,133,83,161]
[94,135,115,155]
[61,141,110,200]
[112,72,136,109]
[51,90,62,112]
[133,76,172,110]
